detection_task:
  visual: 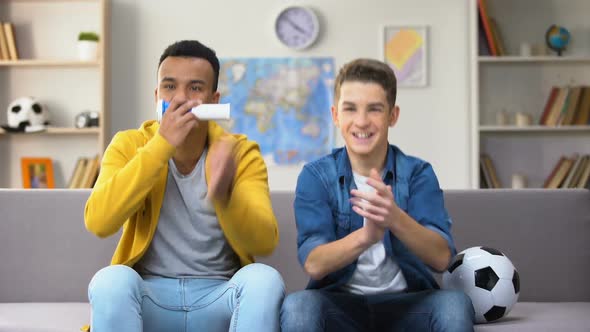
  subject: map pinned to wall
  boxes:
[218,58,335,165]
[383,26,428,87]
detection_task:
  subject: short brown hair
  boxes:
[334,58,397,108]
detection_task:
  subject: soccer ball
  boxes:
[442,246,520,324]
[2,97,49,133]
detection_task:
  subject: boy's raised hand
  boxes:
[158,97,201,147]
[350,168,402,231]
[207,135,237,205]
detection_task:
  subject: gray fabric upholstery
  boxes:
[0,189,119,303]
[0,302,590,332]
[1,302,589,332]
[1,188,589,331]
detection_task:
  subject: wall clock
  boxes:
[275,6,320,50]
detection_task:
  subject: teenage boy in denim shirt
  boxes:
[281,59,474,332]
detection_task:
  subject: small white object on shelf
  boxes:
[515,112,533,127]
[77,41,98,61]
[511,173,527,189]
[520,43,532,57]
[495,110,509,125]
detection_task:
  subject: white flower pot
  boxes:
[77,41,98,61]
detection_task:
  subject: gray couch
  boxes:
[1,189,589,332]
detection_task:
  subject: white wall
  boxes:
[109,0,471,190]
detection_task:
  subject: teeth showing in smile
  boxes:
[353,132,372,139]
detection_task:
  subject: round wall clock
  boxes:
[274,6,320,50]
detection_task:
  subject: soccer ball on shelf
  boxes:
[1,96,49,133]
[442,246,520,324]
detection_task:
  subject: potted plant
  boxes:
[77,32,99,61]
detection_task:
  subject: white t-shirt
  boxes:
[342,172,408,295]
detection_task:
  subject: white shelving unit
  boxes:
[469,0,590,189]
[0,0,109,188]
[0,60,101,67]
[479,56,590,63]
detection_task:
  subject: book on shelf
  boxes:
[477,0,497,56]
[544,87,569,126]
[479,157,492,188]
[68,158,88,189]
[81,155,100,188]
[489,18,505,56]
[569,155,589,188]
[556,87,573,125]
[544,156,575,189]
[0,22,10,60]
[2,22,19,60]
[539,87,559,125]
[573,87,590,125]
[480,154,501,188]
[576,156,590,189]
[477,14,491,56]
[560,86,583,126]
[543,156,564,188]
[560,154,581,188]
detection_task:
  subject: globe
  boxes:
[545,25,570,56]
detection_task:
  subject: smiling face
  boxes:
[332,81,399,165]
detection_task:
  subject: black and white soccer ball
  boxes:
[442,246,520,324]
[1,97,49,133]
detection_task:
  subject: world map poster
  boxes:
[218,57,335,166]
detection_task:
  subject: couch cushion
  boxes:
[474,302,590,332]
[0,189,117,302]
[0,303,89,332]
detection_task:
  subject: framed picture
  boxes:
[382,25,428,87]
[21,157,55,189]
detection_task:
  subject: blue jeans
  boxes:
[88,263,285,332]
[281,289,474,332]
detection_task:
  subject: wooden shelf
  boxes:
[479,56,590,64]
[480,125,590,133]
[0,127,100,135]
[0,59,100,67]
[3,0,99,3]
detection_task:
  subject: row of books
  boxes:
[67,155,100,189]
[544,154,590,189]
[478,0,505,56]
[480,153,590,189]
[0,22,19,60]
[540,86,590,126]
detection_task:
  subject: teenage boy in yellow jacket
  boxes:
[85,40,284,332]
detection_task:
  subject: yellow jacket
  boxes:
[84,120,279,267]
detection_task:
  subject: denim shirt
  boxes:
[294,144,456,292]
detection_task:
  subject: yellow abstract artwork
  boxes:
[383,26,428,87]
